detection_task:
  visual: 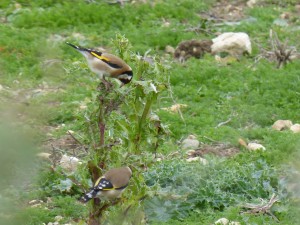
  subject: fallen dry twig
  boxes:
[241,193,279,221]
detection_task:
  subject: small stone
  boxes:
[186,157,208,165]
[29,199,43,205]
[186,149,196,156]
[165,45,175,54]
[150,114,160,122]
[246,0,256,8]
[0,84,3,91]
[31,203,42,208]
[272,120,293,131]
[163,104,188,113]
[215,217,229,225]
[55,215,63,222]
[290,124,300,133]
[79,105,87,110]
[59,154,81,173]
[46,197,53,204]
[186,157,200,162]
[247,143,266,151]
[280,12,291,19]
[15,3,22,9]
[162,21,170,27]
[42,81,49,89]
[229,222,241,225]
[36,152,51,160]
[200,157,208,165]
[182,135,199,150]
[238,138,247,147]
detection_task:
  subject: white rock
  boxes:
[29,199,43,205]
[290,124,300,133]
[55,215,63,221]
[36,152,51,160]
[247,0,257,8]
[59,154,81,172]
[272,120,293,131]
[229,222,241,225]
[215,217,229,225]
[150,113,160,122]
[162,103,187,113]
[0,84,3,91]
[186,149,196,156]
[200,157,208,165]
[186,157,200,162]
[155,157,163,162]
[186,157,208,165]
[67,129,74,134]
[182,135,199,150]
[247,143,266,151]
[165,45,175,54]
[79,104,87,110]
[47,223,59,225]
[211,32,252,57]
[31,203,42,208]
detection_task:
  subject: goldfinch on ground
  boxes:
[81,166,132,203]
[66,42,133,85]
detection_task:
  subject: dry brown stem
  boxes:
[241,193,279,221]
[255,30,298,68]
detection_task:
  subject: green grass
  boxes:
[1,0,300,224]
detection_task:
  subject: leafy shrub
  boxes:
[144,155,284,222]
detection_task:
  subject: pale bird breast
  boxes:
[88,58,113,77]
[96,189,124,200]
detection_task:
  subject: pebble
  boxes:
[182,135,199,150]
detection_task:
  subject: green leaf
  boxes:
[53,178,73,193]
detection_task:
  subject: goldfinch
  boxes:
[66,42,133,85]
[81,166,132,202]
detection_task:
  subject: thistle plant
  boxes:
[81,34,170,225]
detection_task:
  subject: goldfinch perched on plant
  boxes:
[66,42,133,85]
[80,166,132,203]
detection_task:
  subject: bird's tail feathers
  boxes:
[66,42,88,52]
[80,189,98,203]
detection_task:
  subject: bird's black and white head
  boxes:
[118,70,133,85]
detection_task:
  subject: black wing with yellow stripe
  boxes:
[89,51,122,69]
[94,177,114,191]
[66,42,122,69]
